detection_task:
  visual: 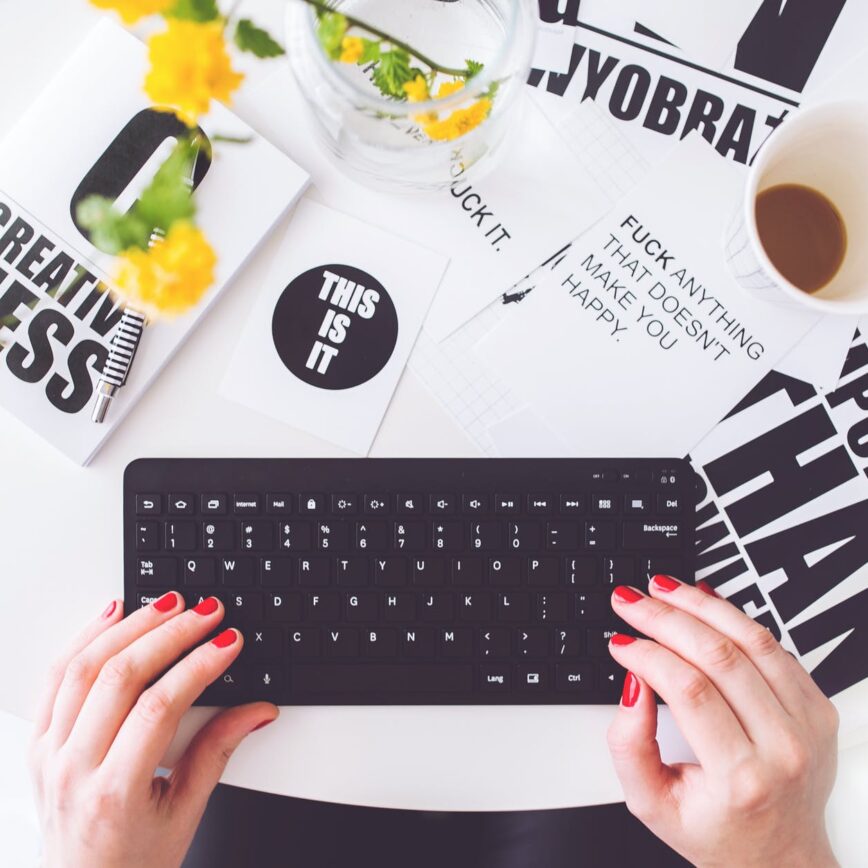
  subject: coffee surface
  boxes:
[755,183,847,294]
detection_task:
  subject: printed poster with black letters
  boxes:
[0,19,308,465]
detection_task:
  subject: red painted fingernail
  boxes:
[100,600,118,619]
[610,633,637,646]
[696,580,719,598]
[651,574,680,592]
[622,671,640,707]
[613,585,643,603]
[211,628,238,648]
[153,591,179,613]
[193,597,219,616]
[252,719,275,732]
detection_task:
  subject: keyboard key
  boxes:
[201,494,227,515]
[289,628,320,659]
[516,627,548,658]
[451,557,482,586]
[326,629,359,658]
[374,557,408,587]
[136,522,159,552]
[488,557,520,586]
[471,521,502,552]
[401,627,435,658]
[134,590,173,609]
[587,627,620,657]
[203,520,234,552]
[280,521,312,552]
[480,665,510,691]
[535,592,568,623]
[394,521,425,552]
[555,627,582,658]
[599,662,625,691]
[623,520,682,550]
[384,593,415,621]
[497,592,530,621]
[241,521,274,551]
[517,664,549,690]
[438,628,473,658]
[299,494,325,515]
[356,520,388,552]
[292,663,473,693]
[603,556,635,585]
[413,558,446,586]
[318,520,349,551]
[576,592,607,620]
[546,521,579,550]
[657,494,682,514]
[458,592,492,621]
[527,495,552,514]
[508,521,541,552]
[346,592,377,621]
[249,665,281,697]
[221,556,255,586]
[336,557,369,586]
[226,592,263,621]
[164,521,196,552]
[591,495,617,515]
[363,628,398,658]
[261,557,292,587]
[639,557,684,582]
[430,495,456,514]
[480,628,510,659]
[397,495,423,515]
[421,593,454,621]
[233,494,260,515]
[565,556,598,586]
[297,557,330,587]
[266,494,293,515]
[495,495,520,514]
[331,494,358,514]
[137,557,177,586]
[184,558,216,587]
[585,521,615,550]
[527,557,558,587]
[557,664,594,691]
[559,495,584,515]
[462,495,488,513]
[307,593,340,621]
[364,495,389,514]
[266,592,301,621]
[625,494,650,515]
[169,495,194,515]
[248,626,282,661]
[136,495,161,515]
[432,521,463,552]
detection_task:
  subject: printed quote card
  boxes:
[475,136,820,457]
[221,200,449,454]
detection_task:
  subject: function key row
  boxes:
[137,491,684,518]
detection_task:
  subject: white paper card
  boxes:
[221,200,449,454]
[234,66,608,343]
[532,23,577,75]
[475,136,819,457]
[634,0,764,68]
[776,316,861,391]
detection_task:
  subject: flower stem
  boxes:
[299,0,469,78]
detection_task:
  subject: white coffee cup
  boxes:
[724,100,868,316]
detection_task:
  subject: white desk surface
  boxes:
[0,2,865,848]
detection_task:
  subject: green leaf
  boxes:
[317,11,348,59]
[234,19,285,58]
[359,38,381,64]
[133,137,199,233]
[166,0,220,22]
[464,59,484,79]
[75,196,151,255]
[371,49,417,99]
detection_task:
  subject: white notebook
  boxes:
[0,19,308,465]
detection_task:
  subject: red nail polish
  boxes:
[613,585,643,603]
[621,671,640,707]
[100,600,117,619]
[252,719,274,732]
[651,574,680,592]
[696,580,719,598]
[193,597,219,616]
[153,592,178,613]
[211,628,237,648]
[610,633,637,646]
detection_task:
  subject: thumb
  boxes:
[606,671,674,823]
[169,702,279,818]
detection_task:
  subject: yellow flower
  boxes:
[435,79,465,99]
[90,0,170,24]
[403,74,430,103]
[114,223,217,319]
[422,98,492,142]
[145,21,244,125]
[339,36,364,64]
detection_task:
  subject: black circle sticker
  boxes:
[272,264,399,391]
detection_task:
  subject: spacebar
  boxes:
[293,664,474,693]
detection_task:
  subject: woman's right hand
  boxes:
[606,576,839,868]
[29,593,278,868]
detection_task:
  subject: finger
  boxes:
[47,591,185,747]
[33,599,123,737]
[65,597,226,766]
[607,670,678,822]
[612,584,791,743]
[168,702,279,821]
[608,634,752,773]
[103,628,244,787]
[646,575,822,717]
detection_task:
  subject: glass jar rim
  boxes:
[293,0,522,115]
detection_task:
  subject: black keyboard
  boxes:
[124,459,695,705]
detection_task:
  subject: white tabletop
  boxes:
[0,3,865,842]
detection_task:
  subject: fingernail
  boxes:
[621,671,640,708]
[153,591,179,613]
[651,574,680,592]
[696,580,719,598]
[211,628,238,649]
[610,633,637,646]
[252,719,275,732]
[193,597,219,616]
[613,585,643,603]
[100,600,118,619]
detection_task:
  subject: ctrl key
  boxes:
[556,663,594,692]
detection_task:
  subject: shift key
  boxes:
[623,520,681,550]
